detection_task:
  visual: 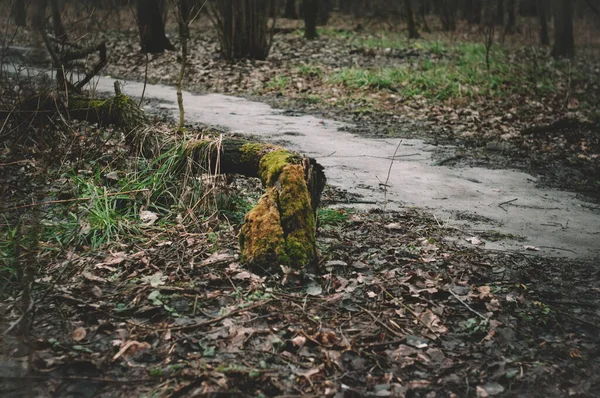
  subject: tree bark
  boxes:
[537,0,549,46]
[208,0,275,60]
[136,0,174,53]
[11,0,27,27]
[552,0,574,58]
[404,0,420,39]
[303,0,319,39]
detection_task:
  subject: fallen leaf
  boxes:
[143,272,166,287]
[291,335,306,348]
[112,340,151,361]
[82,272,107,283]
[140,210,159,225]
[467,237,483,245]
[72,327,87,342]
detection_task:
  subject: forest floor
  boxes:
[1,11,600,398]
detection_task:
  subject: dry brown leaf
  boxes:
[72,327,87,342]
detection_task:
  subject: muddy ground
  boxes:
[1,8,600,398]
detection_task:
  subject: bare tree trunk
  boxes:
[504,0,516,34]
[284,0,298,18]
[136,0,174,53]
[11,0,27,27]
[537,0,549,45]
[418,0,431,32]
[208,0,276,60]
[316,0,330,25]
[552,0,574,58]
[49,0,67,40]
[303,0,319,39]
[496,0,504,25]
[437,0,457,31]
[404,0,420,39]
[29,0,47,40]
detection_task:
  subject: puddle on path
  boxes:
[4,63,599,259]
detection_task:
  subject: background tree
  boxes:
[316,0,330,26]
[464,0,482,24]
[504,0,516,34]
[552,0,574,58]
[209,0,276,60]
[496,0,504,25]
[436,0,457,31]
[404,0,420,39]
[136,0,174,53]
[537,0,549,45]
[284,0,298,18]
[303,0,319,39]
[50,0,67,40]
[11,0,27,27]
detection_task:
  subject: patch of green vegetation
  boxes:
[317,27,355,38]
[294,64,324,78]
[297,94,325,105]
[318,208,353,227]
[216,193,257,225]
[328,41,560,101]
[357,34,407,50]
[265,75,290,92]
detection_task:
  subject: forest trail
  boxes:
[83,77,600,259]
[87,77,600,259]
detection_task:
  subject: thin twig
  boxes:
[159,299,273,332]
[359,305,404,339]
[139,52,149,107]
[498,198,518,212]
[383,140,402,211]
[381,287,441,341]
[448,288,489,321]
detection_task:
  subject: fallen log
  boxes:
[19,90,325,274]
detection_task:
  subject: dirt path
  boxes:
[86,77,600,259]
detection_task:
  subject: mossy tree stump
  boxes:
[24,91,326,274]
[236,144,324,273]
[197,139,326,272]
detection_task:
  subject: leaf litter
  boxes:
[1,9,599,398]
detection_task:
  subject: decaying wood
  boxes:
[21,90,325,274]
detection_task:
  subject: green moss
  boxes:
[258,150,297,185]
[240,162,317,271]
[240,188,287,267]
[240,143,264,163]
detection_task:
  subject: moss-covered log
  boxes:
[16,91,325,274]
[187,138,325,273]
